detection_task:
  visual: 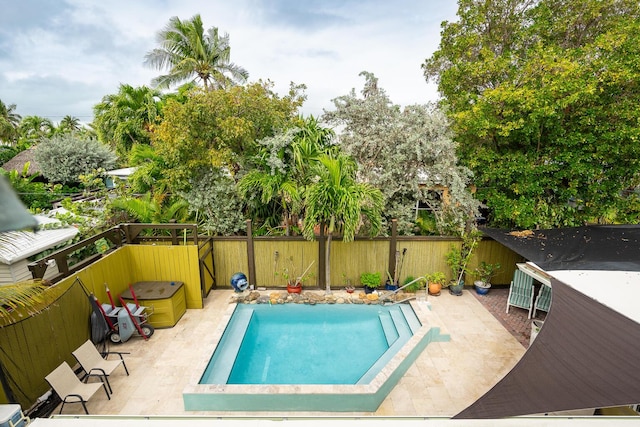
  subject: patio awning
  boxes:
[455,225,640,419]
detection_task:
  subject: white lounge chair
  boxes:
[72,340,129,395]
[45,361,109,414]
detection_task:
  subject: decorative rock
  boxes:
[256,296,271,304]
[336,297,345,304]
[308,293,325,303]
[366,293,379,301]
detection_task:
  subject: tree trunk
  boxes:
[325,216,335,294]
[325,232,332,294]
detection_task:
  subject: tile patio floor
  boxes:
[47,287,528,418]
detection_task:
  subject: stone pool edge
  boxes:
[183,299,450,412]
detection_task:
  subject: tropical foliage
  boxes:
[144,14,248,90]
[93,84,163,158]
[18,115,54,143]
[1,164,58,210]
[34,133,117,184]
[423,0,640,228]
[238,116,336,235]
[323,71,478,234]
[303,153,384,292]
[179,167,245,235]
[0,99,21,143]
[109,192,190,225]
[0,280,50,323]
[152,81,305,192]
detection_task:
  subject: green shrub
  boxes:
[360,272,381,289]
[402,275,423,292]
[35,133,116,184]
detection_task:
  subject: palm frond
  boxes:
[0,279,50,325]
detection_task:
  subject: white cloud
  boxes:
[0,0,457,122]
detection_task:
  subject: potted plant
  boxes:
[473,261,501,295]
[360,272,381,294]
[278,258,315,294]
[445,230,480,296]
[385,271,399,291]
[425,272,447,296]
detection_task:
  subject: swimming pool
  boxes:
[184,299,449,412]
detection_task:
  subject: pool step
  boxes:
[378,311,399,346]
[206,307,254,384]
[400,304,422,334]
[389,308,412,338]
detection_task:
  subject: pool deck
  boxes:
[49,288,526,418]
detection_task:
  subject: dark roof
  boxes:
[455,225,640,419]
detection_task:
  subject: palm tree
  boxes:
[302,154,384,293]
[0,99,21,143]
[109,193,190,226]
[58,115,81,133]
[93,84,162,157]
[144,14,248,90]
[18,116,54,141]
[238,117,336,235]
[238,168,301,235]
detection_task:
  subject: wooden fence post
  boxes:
[388,219,398,283]
[246,220,257,288]
[318,221,326,289]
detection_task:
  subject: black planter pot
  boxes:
[364,286,376,294]
[448,280,464,296]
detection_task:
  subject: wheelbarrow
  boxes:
[95,285,155,344]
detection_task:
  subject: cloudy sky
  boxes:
[0,0,458,124]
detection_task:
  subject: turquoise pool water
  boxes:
[200,303,419,386]
[185,300,450,412]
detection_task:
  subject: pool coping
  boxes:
[183,298,450,412]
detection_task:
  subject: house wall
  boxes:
[0,260,60,286]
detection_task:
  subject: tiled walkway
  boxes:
[47,288,526,418]
[471,286,547,348]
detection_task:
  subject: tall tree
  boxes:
[93,84,163,158]
[237,116,336,235]
[57,115,81,134]
[18,116,54,142]
[423,0,640,228]
[302,153,384,293]
[152,81,305,193]
[323,72,477,235]
[0,99,21,143]
[144,14,248,90]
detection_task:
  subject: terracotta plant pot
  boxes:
[428,282,442,296]
[287,281,302,294]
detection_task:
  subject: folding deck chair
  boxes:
[533,283,552,318]
[45,361,109,414]
[72,340,129,395]
[506,269,535,319]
